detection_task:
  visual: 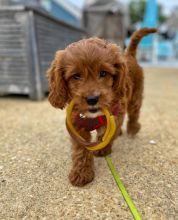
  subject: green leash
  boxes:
[105,156,142,220]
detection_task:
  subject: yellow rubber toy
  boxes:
[66,101,116,151]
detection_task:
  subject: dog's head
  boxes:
[48,38,127,117]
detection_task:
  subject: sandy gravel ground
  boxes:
[0,67,178,220]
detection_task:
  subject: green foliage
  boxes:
[129,0,167,25]
[158,4,167,24]
[129,0,146,25]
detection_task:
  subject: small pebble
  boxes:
[149,140,156,145]
[11,156,16,160]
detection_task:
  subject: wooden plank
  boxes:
[0,7,84,98]
[0,70,29,76]
[0,51,27,56]
[0,10,30,97]
[0,58,27,63]
[0,78,28,83]
[25,10,44,100]
[0,44,26,49]
[33,12,84,94]
[0,69,28,75]
[0,76,28,81]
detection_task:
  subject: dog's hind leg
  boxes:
[127,84,143,136]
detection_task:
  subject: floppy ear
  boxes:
[47,50,68,109]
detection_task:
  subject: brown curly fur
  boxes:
[48,28,157,187]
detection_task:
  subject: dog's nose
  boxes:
[86,96,99,106]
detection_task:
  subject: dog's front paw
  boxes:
[69,168,94,187]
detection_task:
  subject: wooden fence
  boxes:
[0,6,84,100]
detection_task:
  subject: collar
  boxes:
[73,105,119,132]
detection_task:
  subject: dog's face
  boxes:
[48,38,127,117]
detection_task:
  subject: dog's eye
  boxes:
[99,71,107,78]
[72,74,81,80]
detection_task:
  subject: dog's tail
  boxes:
[125,28,157,57]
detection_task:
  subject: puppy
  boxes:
[48,28,157,186]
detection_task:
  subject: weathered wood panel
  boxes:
[34,12,84,92]
[0,10,30,94]
[0,7,84,99]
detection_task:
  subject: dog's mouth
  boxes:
[88,107,100,113]
[73,104,104,118]
[84,107,103,118]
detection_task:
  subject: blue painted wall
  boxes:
[48,0,80,27]
[11,0,80,27]
[140,0,158,48]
